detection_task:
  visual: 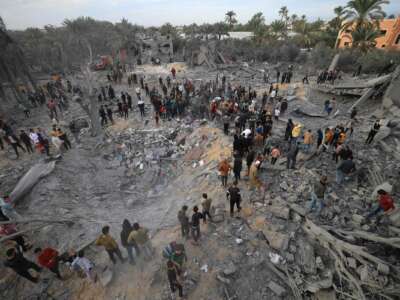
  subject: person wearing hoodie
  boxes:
[120,220,136,265]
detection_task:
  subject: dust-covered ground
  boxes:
[1,62,400,300]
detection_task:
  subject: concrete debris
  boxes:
[297,239,317,275]
[223,262,237,276]
[377,263,390,275]
[10,161,56,204]
[269,205,290,220]
[262,227,289,251]
[267,281,286,297]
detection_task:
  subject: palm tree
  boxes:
[270,20,287,39]
[246,12,266,32]
[351,22,382,52]
[279,6,289,22]
[293,19,323,49]
[225,11,238,28]
[343,0,389,29]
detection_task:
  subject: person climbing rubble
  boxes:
[286,142,300,170]
[365,189,395,221]
[96,225,126,265]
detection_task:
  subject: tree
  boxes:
[293,18,324,49]
[343,0,389,29]
[225,11,238,28]
[160,22,177,37]
[246,12,266,32]
[279,6,290,25]
[270,20,287,39]
[213,22,229,40]
[351,22,382,52]
[0,16,6,31]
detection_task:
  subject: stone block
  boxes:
[267,281,286,297]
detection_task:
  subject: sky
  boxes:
[1,0,399,30]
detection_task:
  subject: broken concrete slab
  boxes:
[223,262,237,276]
[262,227,289,251]
[297,239,317,275]
[334,74,392,89]
[269,205,290,220]
[184,147,204,161]
[267,281,286,297]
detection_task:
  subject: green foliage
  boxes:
[357,49,400,73]
[343,0,389,28]
[246,12,266,32]
[309,43,335,69]
[225,11,238,28]
[351,22,382,52]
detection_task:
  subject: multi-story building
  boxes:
[337,16,400,50]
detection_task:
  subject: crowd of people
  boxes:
[1,63,396,300]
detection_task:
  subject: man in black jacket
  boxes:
[4,247,42,283]
[191,206,203,244]
[227,181,242,217]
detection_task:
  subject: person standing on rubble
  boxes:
[303,129,314,153]
[307,175,328,216]
[167,260,184,299]
[4,247,42,283]
[365,120,381,144]
[218,158,231,187]
[99,105,108,126]
[223,114,230,135]
[233,151,243,182]
[201,193,212,223]
[128,223,153,259]
[285,119,294,141]
[191,206,203,244]
[227,181,242,217]
[138,97,145,117]
[95,226,125,265]
[286,142,300,169]
[249,160,263,191]
[120,219,136,265]
[336,158,356,184]
[19,130,34,154]
[177,206,190,239]
[171,67,176,79]
[71,250,97,282]
[106,105,114,124]
[122,100,129,120]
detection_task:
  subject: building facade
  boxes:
[337,17,400,50]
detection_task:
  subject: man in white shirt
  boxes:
[71,250,97,282]
[29,129,39,145]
